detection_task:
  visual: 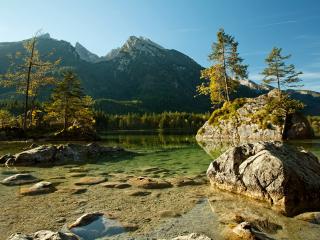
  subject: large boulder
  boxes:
[3,143,127,166]
[196,90,314,143]
[206,141,320,216]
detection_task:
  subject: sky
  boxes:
[0,0,320,91]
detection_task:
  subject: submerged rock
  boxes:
[7,233,33,240]
[68,212,104,229]
[171,177,204,187]
[33,231,79,240]
[1,174,40,186]
[206,141,320,216]
[20,181,56,196]
[7,231,79,240]
[3,143,128,166]
[74,177,106,186]
[294,212,320,224]
[101,182,131,189]
[171,233,212,240]
[128,176,172,189]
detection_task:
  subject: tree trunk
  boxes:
[23,38,36,131]
[221,42,230,102]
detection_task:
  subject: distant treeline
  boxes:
[94,112,210,132]
[308,116,320,136]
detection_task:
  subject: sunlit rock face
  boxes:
[206,141,320,216]
[196,90,314,144]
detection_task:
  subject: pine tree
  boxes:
[261,47,303,96]
[45,70,94,131]
[0,32,60,130]
[197,28,248,104]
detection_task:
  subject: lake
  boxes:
[0,133,320,240]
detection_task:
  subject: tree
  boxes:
[197,28,248,104]
[0,110,16,128]
[261,47,303,97]
[45,70,95,131]
[0,32,60,130]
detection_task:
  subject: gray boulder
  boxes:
[206,141,320,216]
[3,143,127,166]
[1,174,40,186]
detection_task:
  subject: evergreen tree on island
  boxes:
[262,47,303,97]
[197,28,248,104]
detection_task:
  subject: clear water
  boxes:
[0,133,320,240]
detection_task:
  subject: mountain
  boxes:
[75,42,101,63]
[0,34,319,115]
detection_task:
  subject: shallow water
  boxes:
[0,134,319,240]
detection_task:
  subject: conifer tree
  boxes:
[197,28,248,104]
[261,47,303,96]
[45,70,94,131]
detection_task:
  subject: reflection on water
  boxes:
[197,138,320,159]
[70,216,126,240]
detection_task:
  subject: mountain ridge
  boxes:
[0,34,319,115]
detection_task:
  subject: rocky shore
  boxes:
[0,143,128,166]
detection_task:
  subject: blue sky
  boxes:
[0,0,320,91]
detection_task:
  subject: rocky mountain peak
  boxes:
[121,36,165,56]
[38,33,51,39]
[75,42,101,63]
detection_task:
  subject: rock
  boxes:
[206,141,320,216]
[126,190,151,196]
[2,143,128,166]
[171,233,212,240]
[128,176,172,189]
[101,182,131,189]
[196,90,314,143]
[283,113,315,139]
[7,231,79,240]
[66,173,87,178]
[56,217,66,223]
[7,145,57,166]
[0,154,14,164]
[231,222,256,240]
[7,233,33,240]
[171,177,203,187]
[1,174,40,186]
[159,210,181,218]
[295,212,320,224]
[74,177,106,185]
[57,187,87,195]
[122,222,139,231]
[20,181,56,196]
[33,230,79,240]
[68,212,104,229]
